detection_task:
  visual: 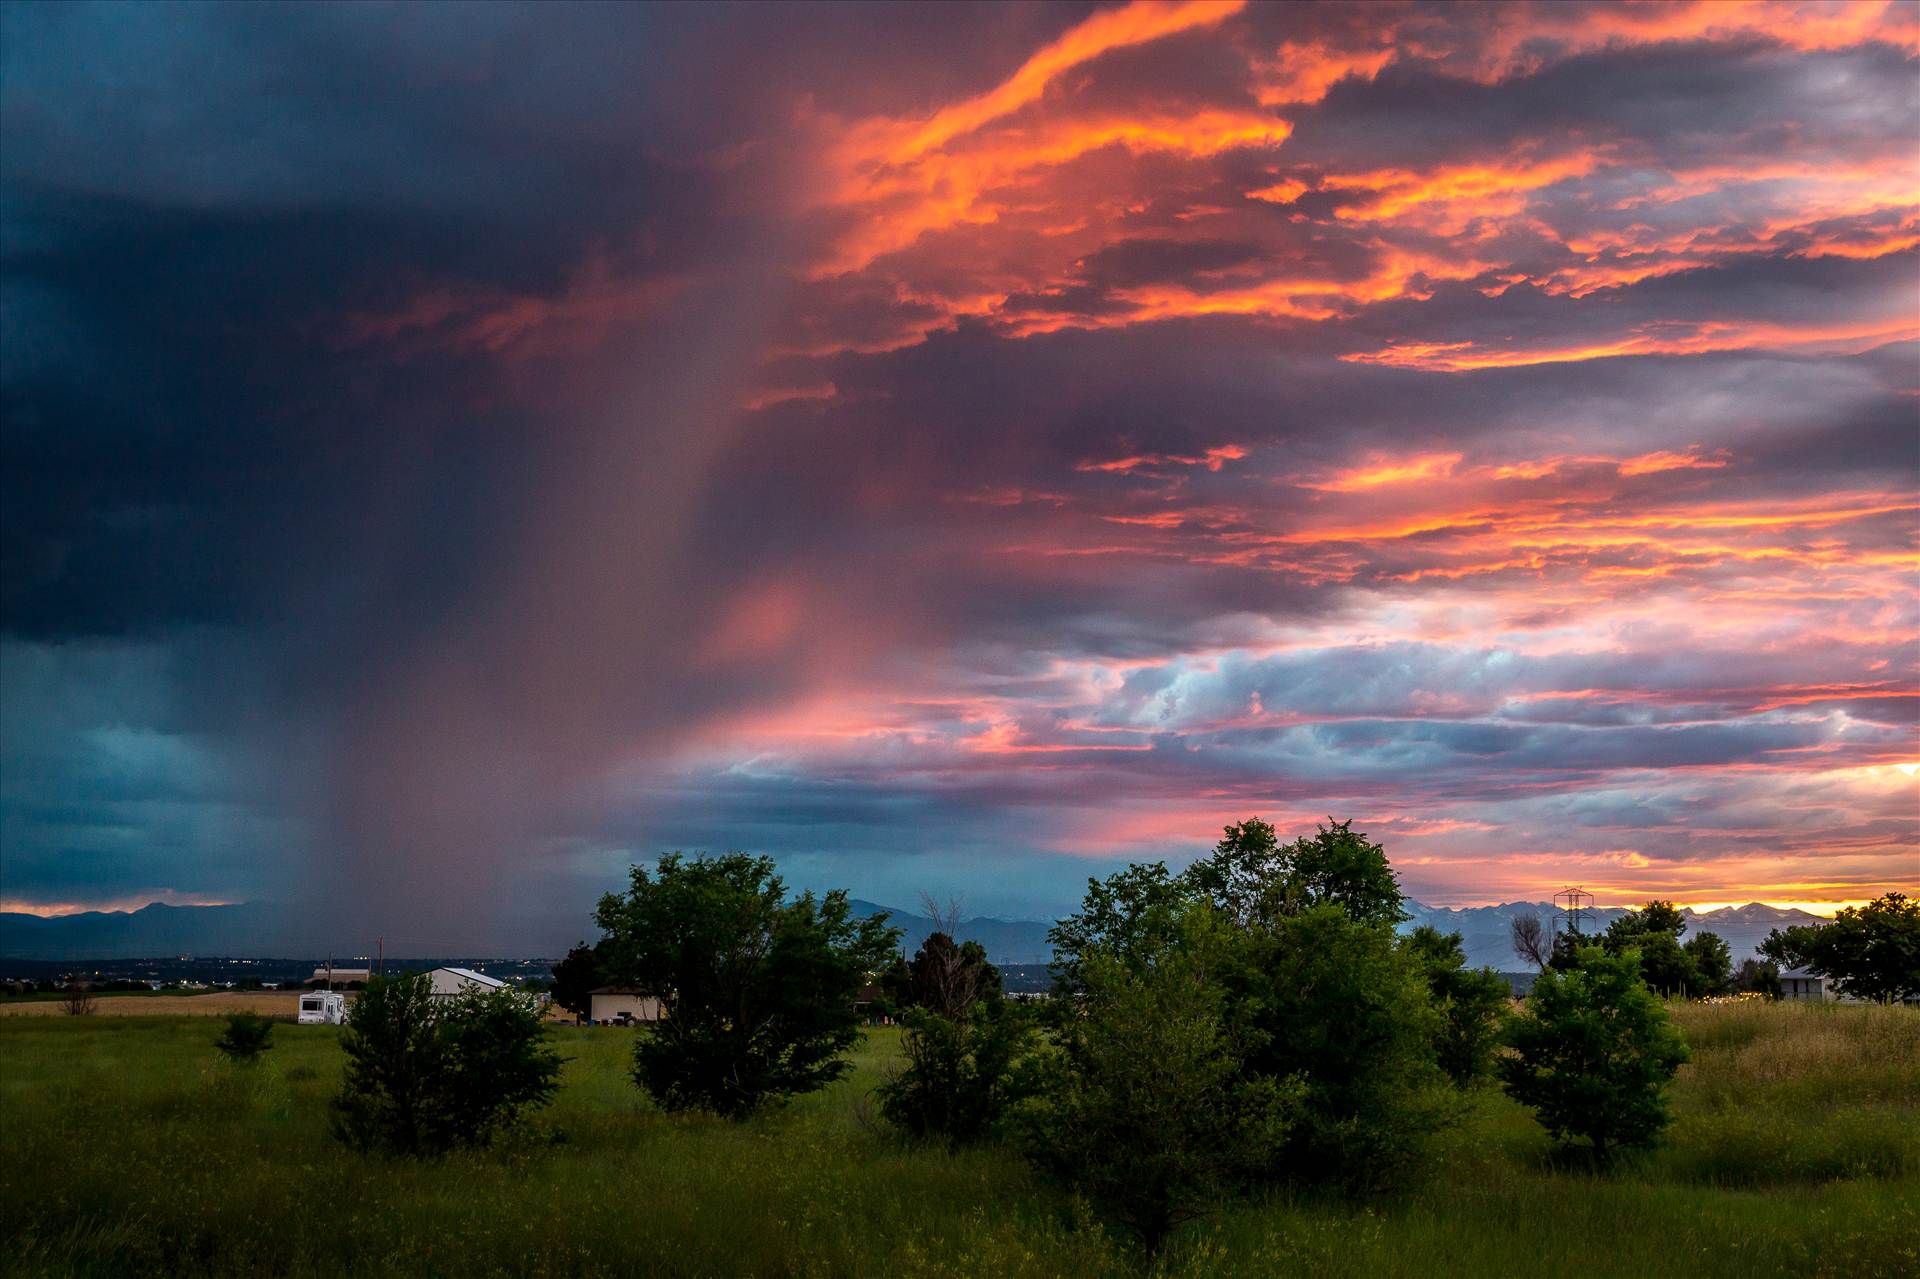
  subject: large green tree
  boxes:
[1022,902,1302,1254]
[1041,820,1459,1206]
[1601,900,1729,997]
[1499,946,1690,1163]
[595,852,900,1118]
[1402,925,1511,1087]
[1183,817,1406,928]
[1760,893,1920,1002]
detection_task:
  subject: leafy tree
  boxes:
[439,985,565,1144]
[1602,900,1697,995]
[332,973,560,1156]
[1237,906,1455,1190]
[1683,931,1732,997]
[1760,893,1920,1003]
[1022,903,1303,1254]
[550,942,603,1019]
[1499,946,1690,1163]
[877,1001,1038,1148]
[1047,860,1192,993]
[879,912,1029,1147]
[1511,913,1550,970]
[214,1011,274,1063]
[1403,926,1511,1087]
[1183,817,1406,928]
[595,852,900,1118]
[1731,957,1782,998]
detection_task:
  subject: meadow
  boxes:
[1,1001,1915,1278]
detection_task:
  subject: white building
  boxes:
[1780,967,1825,1000]
[588,986,662,1024]
[298,990,349,1024]
[428,966,507,998]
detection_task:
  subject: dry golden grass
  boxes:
[1673,998,1920,1096]
[0,991,301,1018]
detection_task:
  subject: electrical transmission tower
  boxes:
[1554,886,1594,938]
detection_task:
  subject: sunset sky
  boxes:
[2,1,1916,947]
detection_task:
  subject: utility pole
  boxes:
[376,937,384,977]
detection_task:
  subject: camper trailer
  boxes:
[297,990,348,1025]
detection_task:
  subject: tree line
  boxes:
[313,823,1918,1254]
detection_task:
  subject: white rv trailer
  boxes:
[297,990,349,1025]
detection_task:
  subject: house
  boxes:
[1780,967,1825,1000]
[428,966,506,998]
[588,986,662,1023]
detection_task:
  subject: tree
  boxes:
[595,852,900,1118]
[439,985,566,1144]
[1183,817,1406,929]
[1601,900,1697,995]
[1237,906,1455,1190]
[1683,931,1732,997]
[1022,903,1303,1254]
[1499,946,1690,1163]
[214,1011,274,1063]
[877,1000,1038,1148]
[1403,926,1510,1087]
[898,930,1000,1020]
[550,942,603,1019]
[1731,957,1782,998]
[59,980,96,1016]
[1760,893,1920,1003]
[1047,860,1191,993]
[1511,913,1550,970]
[332,972,560,1156]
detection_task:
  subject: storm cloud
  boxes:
[2,0,1915,946]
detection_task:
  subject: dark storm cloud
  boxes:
[3,1,1914,931]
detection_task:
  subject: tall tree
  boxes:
[549,942,603,1019]
[1183,817,1406,928]
[1760,893,1920,1002]
[1023,902,1302,1254]
[595,852,900,1118]
[1403,926,1511,1087]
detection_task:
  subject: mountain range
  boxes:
[0,897,1824,967]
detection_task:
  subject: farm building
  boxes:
[308,966,372,986]
[1780,967,1825,1000]
[588,987,662,1023]
[428,966,506,998]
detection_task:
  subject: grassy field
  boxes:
[0,992,302,1018]
[1,1001,1915,1278]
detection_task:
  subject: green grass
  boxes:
[1,1001,1915,1277]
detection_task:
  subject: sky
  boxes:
[2,0,1916,950]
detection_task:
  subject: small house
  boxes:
[428,966,506,998]
[588,987,662,1024]
[1779,967,1825,1000]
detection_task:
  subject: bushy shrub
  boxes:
[332,973,561,1156]
[213,1011,274,1064]
[1238,906,1458,1190]
[877,1001,1037,1148]
[1500,946,1690,1163]
[1022,903,1303,1254]
[1044,826,1461,1206]
[1403,925,1510,1087]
